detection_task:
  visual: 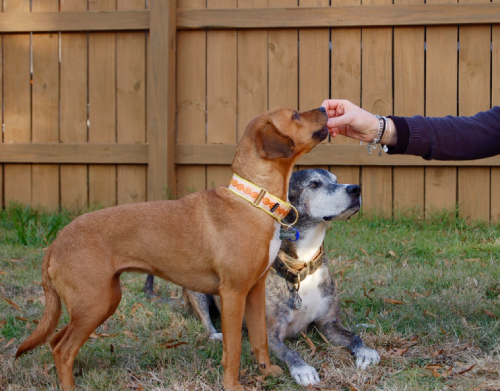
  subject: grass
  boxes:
[1,206,500,390]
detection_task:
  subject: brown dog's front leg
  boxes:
[245,274,283,378]
[219,288,246,391]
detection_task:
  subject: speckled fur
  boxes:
[183,169,379,387]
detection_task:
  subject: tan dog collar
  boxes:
[275,245,324,286]
[228,173,298,225]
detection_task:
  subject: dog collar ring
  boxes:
[277,204,299,229]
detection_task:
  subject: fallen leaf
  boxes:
[389,250,397,257]
[122,331,137,340]
[393,347,408,356]
[443,366,453,377]
[110,344,115,354]
[360,248,369,257]
[15,316,28,322]
[3,338,16,348]
[384,298,404,305]
[301,332,316,355]
[440,327,449,335]
[130,303,144,317]
[431,350,444,357]
[350,386,359,391]
[3,297,21,310]
[423,310,437,318]
[365,307,371,317]
[362,284,373,301]
[432,369,441,378]
[33,319,39,324]
[0,271,8,276]
[484,310,499,319]
[160,341,188,349]
[454,363,476,376]
[425,364,444,370]
[0,338,4,344]
[0,320,7,329]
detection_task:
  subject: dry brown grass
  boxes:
[1,210,500,390]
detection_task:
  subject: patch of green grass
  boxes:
[1,206,500,390]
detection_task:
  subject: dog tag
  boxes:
[293,294,302,310]
[279,227,299,241]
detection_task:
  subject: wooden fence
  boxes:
[0,0,499,222]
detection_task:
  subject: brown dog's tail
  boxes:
[15,248,62,359]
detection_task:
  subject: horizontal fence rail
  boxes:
[0,144,148,164]
[0,10,150,32]
[0,4,498,33]
[177,4,500,29]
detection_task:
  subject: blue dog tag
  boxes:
[279,227,299,241]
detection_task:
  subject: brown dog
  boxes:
[16,107,329,390]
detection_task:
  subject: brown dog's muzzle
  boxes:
[309,107,329,141]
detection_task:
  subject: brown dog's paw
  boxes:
[225,383,245,391]
[260,364,283,378]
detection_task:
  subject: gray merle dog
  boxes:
[182,169,379,387]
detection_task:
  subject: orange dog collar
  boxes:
[228,173,297,225]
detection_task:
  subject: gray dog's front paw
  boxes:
[209,332,223,341]
[290,364,320,387]
[354,347,380,370]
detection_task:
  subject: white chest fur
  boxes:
[261,221,282,280]
[286,267,329,337]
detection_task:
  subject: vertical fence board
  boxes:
[330,0,361,187]
[0,6,2,208]
[89,0,117,207]
[360,0,392,218]
[297,0,329,173]
[425,0,458,217]
[268,0,298,109]
[298,0,329,112]
[493,20,500,107]
[3,0,31,206]
[492,1,500,223]
[492,168,500,223]
[31,0,59,210]
[393,0,424,217]
[237,0,268,142]
[176,0,207,198]
[147,0,176,200]
[60,0,88,211]
[117,0,146,205]
[206,0,237,189]
[425,167,457,217]
[458,0,491,222]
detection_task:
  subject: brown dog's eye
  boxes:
[310,181,320,189]
[292,111,300,120]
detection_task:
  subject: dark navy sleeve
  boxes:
[386,106,500,161]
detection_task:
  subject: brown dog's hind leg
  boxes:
[244,274,282,378]
[52,274,122,390]
[50,325,68,349]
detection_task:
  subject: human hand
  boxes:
[321,99,380,143]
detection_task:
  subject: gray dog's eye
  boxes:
[310,181,320,189]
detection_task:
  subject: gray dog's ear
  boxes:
[256,122,295,159]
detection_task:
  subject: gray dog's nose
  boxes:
[346,185,361,197]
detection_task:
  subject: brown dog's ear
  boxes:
[256,123,295,159]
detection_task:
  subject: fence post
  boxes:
[147,0,176,201]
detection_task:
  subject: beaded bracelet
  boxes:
[366,115,388,155]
